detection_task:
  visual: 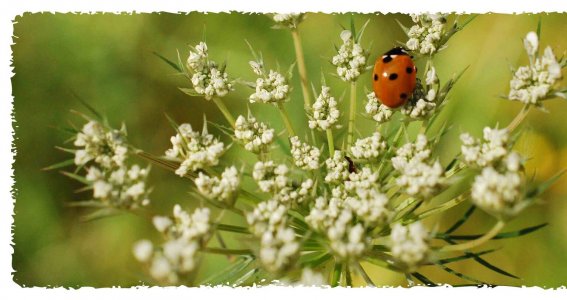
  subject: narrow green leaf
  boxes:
[216,224,250,234]
[80,208,121,222]
[443,238,519,279]
[199,256,254,286]
[43,159,75,171]
[71,91,103,121]
[61,171,90,185]
[300,252,332,269]
[153,51,182,72]
[526,169,566,199]
[445,205,476,234]
[436,249,496,265]
[436,263,487,285]
[536,17,542,39]
[395,19,409,35]
[442,223,548,240]
[411,272,436,287]
[179,87,200,97]
[330,261,342,287]
[66,200,107,208]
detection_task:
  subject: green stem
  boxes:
[291,29,312,109]
[326,129,335,157]
[506,104,531,132]
[347,81,357,148]
[277,102,296,137]
[212,97,236,128]
[202,247,253,256]
[439,220,506,252]
[354,263,375,287]
[330,262,343,287]
[345,264,353,287]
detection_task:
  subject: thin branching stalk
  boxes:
[440,220,506,252]
[326,128,335,157]
[277,102,296,137]
[347,81,357,147]
[506,104,531,132]
[291,29,312,109]
[213,97,236,128]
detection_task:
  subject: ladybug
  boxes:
[372,47,417,108]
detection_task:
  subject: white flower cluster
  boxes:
[309,86,341,131]
[74,120,128,169]
[306,194,369,259]
[133,205,210,284]
[252,160,314,205]
[249,69,290,104]
[332,30,368,82]
[246,199,299,272]
[461,127,525,217]
[508,32,563,105]
[365,92,394,123]
[324,150,350,184]
[290,136,320,170]
[234,114,275,153]
[390,222,430,271]
[392,134,444,198]
[401,68,438,119]
[272,13,304,29]
[186,42,233,100]
[297,268,326,286]
[406,14,446,55]
[86,164,151,209]
[350,132,387,160]
[165,123,224,177]
[253,161,290,194]
[74,120,151,209]
[460,127,509,168]
[308,160,392,260]
[195,166,240,205]
[471,154,523,217]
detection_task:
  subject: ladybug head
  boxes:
[384,47,410,56]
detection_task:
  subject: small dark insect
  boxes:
[345,156,357,173]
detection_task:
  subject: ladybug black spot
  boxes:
[406,67,413,74]
[373,74,378,81]
[389,73,398,80]
[400,93,408,99]
[382,55,393,63]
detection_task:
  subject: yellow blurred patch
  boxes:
[513,130,559,183]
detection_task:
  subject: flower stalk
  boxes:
[277,102,296,137]
[347,81,357,147]
[212,97,236,128]
[439,220,506,252]
[326,129,335,157]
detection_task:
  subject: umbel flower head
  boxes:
[133,205,211,284]
[74,120,128,169]
[272,13,306,29]
[401,68,439,119]
[308,86,341,131]
[165,122,225,177]
[508,32,564,106]
[72,119,152,209]
[195,166,240,205]
[186,41,233,100]
[332,30,369,82]
[391,134,445,198]
[290,136,320,170]
[390,222,431,272]
[406,14,447,55]
[249,68,290,104]
[365,92,394,123]
[234,113,275,153]
[86,164,151,209]
[461,126,527,219]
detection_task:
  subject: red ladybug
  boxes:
[372,47,417,108]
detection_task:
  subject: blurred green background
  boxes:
[11,12,567,287]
